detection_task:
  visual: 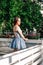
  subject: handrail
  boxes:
[0,38,43,65]
[0,38,42,43]
[0,45,42,65]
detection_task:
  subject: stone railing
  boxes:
[0,38,43,65]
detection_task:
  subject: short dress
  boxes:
[9,32,26,50]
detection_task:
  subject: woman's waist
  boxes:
[14,36,21,38]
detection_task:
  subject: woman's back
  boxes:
[14,31,21,38]
[13,25,22,38]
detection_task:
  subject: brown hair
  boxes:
[14,17,20,25]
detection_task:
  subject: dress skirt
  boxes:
[9,37,26,50]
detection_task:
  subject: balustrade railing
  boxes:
[0,38,43,65]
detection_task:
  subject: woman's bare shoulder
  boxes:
[13,25,20,31]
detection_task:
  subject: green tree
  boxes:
[5,0,24,32]
[0,0,43,35]
[30,2,42,32]
[0,0,7,33]
[18,1,43,32]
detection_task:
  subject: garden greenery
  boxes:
[0,0,43,34]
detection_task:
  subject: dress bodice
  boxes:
[14,31,21,38]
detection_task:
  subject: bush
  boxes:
[0,0,43,35]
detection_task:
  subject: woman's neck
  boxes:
[15,24,20,27]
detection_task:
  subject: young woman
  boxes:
[9,17,28,50]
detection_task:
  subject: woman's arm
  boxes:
[17,26,28,41]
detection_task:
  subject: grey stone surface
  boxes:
[0,47,14,55]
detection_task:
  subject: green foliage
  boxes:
[0,0,7,22]
[29,2,42,31]
[0,0,43,34]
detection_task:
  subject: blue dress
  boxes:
[9,32,26,50]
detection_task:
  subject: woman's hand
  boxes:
[24,38,28,41]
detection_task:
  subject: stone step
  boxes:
[0,47,14,55]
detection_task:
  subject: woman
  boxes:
[9,17,28,50]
